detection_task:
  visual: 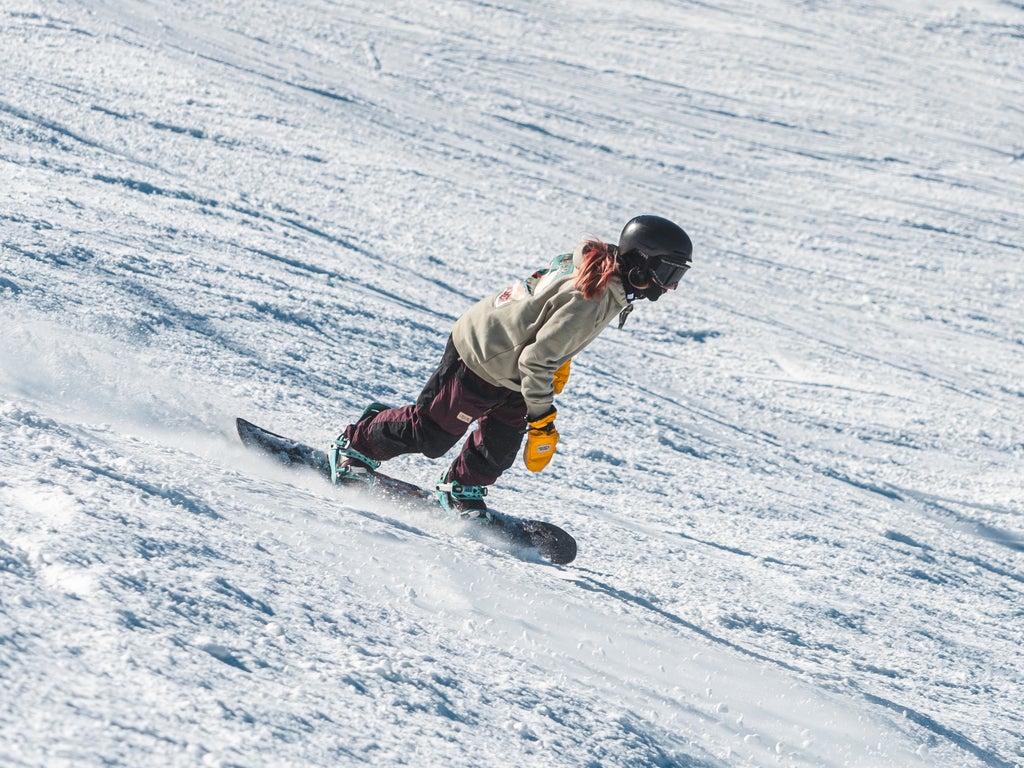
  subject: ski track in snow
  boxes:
[2,0,1023,766]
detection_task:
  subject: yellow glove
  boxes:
[523,409,559,472]
[552,359,571,395]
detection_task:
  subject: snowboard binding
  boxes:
[327,436,379,484]
[327,402,392,484]
[435,475,491,521]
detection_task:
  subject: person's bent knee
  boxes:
[415,411,463,458]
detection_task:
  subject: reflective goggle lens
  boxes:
[649,256,691,289]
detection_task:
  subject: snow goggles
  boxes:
[647,255,691,290]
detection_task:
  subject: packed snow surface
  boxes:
[2,0,1023,766]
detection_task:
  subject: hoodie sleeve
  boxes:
[517,290,610,420]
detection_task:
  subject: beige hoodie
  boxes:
[451,241,629,421]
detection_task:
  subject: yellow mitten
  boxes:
[523,409,559,472]
[552,359,571,394]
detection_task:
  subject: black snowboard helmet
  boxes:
[617,215,693,301]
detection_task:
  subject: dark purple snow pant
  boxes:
[343,337,528,486]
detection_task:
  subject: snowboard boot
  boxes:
[435,471,491,521]
[327,436,379,484]
[356,401,392,424]
[327,402,392,484]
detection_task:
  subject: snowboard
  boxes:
[235,418,577,565]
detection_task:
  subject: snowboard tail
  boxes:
[236,418,577,565]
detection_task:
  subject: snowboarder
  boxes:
[331,215,693,515]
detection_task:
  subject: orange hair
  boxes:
[573,240,618,300]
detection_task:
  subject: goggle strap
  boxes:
[617,303,634,329]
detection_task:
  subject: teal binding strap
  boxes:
[328,435,380,484]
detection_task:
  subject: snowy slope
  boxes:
[2,0,1023,765]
